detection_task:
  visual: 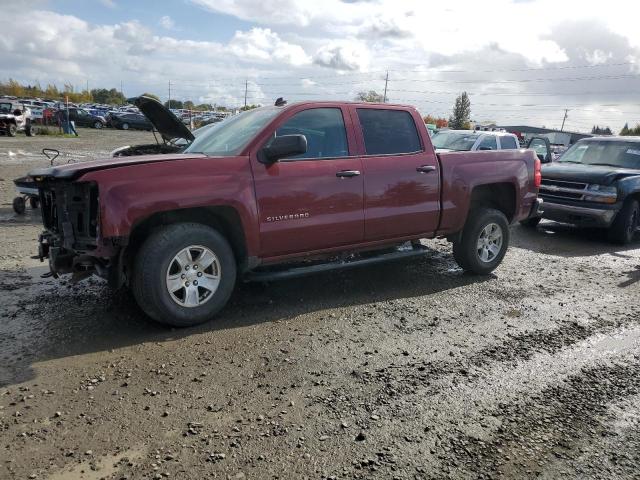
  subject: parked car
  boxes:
[524,136,640,244]
[431,130,520,152]
[62,107,107,129]
[30,101,541,327]
[0,102,36,136]
[109,112,153,131]
[109,96,196,156]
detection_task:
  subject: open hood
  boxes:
[128,96,195,143]
[29,153,207,180]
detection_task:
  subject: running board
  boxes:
[244,244,430,282]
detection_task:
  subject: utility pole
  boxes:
[560,109,569,132]
[383,70,389,103]
[168,80,172,108]
[120,80,124,104]
[244,79,248,108]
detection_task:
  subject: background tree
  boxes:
[90,88,125,104]
[423,114,449,128]
[183,100,195,110]
[620,123,640,136]
[591,125,613,135]
[164,99,184,109]
[620,123,630,135]
[449,92,471,130]
[355,90,384,103]
[240,104,260,111]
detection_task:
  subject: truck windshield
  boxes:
[184,106,281,156]
[431,132,479,151]
[558,140,640,169]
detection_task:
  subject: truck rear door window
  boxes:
[500,136,518,149]
[275,108,348,160]
[478,135,497,150]
[356,109,422,155]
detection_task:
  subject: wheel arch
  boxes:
[123,206,249,283]
[468,182,517,223]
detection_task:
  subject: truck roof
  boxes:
[275,100,418,110]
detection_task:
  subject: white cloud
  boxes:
[159,15,175,30]
[313,40,370,71]
[3,1,640,130]
[229,28,310,66]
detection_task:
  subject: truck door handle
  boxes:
[336,170,361,178]
[416,165,436,174]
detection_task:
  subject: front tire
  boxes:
[608,199,639,245]
[453,208,510,275]
[131,223,237,327]
[121,123,129,130]
[7,124,17,137]
[94,121,103,129]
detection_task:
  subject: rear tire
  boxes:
[131,223,237,327]
[94,121,103,129]
[26,124,36,136]
[7,124,17,137]
[453,208,510,275]
[12,197,26,215]
[121,123,129,130]
[608,199,639,245]
[520,217,541,228]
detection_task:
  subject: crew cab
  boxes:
[30,101,542,327]
[525,136,640,244]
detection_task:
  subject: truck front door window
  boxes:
[273,108,348,160]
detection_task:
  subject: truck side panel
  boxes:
[436,149,538,235]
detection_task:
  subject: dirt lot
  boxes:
[1,129,639,479]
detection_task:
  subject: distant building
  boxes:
[498,125,592,146]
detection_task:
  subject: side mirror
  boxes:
[260,134,307,164]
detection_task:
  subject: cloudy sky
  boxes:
[2,0,640,132]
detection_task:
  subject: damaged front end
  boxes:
[35,178,112,282]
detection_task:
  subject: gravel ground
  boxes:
[1,129,639,479]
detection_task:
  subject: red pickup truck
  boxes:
[31,100,542,327]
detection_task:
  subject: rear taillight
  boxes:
[534,157,542,189]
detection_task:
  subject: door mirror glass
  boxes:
[260,134,307,164]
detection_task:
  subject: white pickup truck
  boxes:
[432,129,520,152]
[0,101,36,137]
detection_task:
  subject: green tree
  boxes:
[621,123,640,136]
[240,104,260,111]
[449,92,471,130]
[355,90,384,103]
[620,123,630,135]
[90,88,125,104]
[183,100,195,110]
[164,99,184,109]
